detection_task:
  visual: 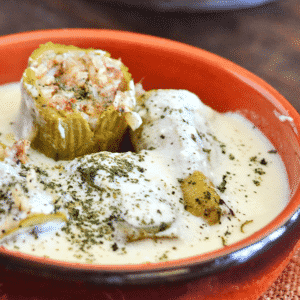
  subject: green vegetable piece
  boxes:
[0,212,67,240]
[181,171,222,225]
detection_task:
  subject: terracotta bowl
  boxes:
[0,29,300,300]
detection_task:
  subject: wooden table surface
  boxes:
[0,0,299,298]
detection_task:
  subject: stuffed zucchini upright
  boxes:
[14,42,141,160]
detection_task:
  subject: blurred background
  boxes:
[0,0,300,112]
[0,1,300,299]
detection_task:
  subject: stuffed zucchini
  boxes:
[14,42,141,160]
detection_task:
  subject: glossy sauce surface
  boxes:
[0,82,290,265]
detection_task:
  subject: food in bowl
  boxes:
[15,42,141,161]
[0,39,290,266]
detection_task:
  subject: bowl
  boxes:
[0,29,300,300]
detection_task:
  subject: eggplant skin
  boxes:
[181,171,222,225]
[18,42,134,161]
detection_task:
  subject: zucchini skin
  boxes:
[20,42,134,161]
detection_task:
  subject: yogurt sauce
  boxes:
[0,82,290,265]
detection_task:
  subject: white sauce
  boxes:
[0,82,290,265]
